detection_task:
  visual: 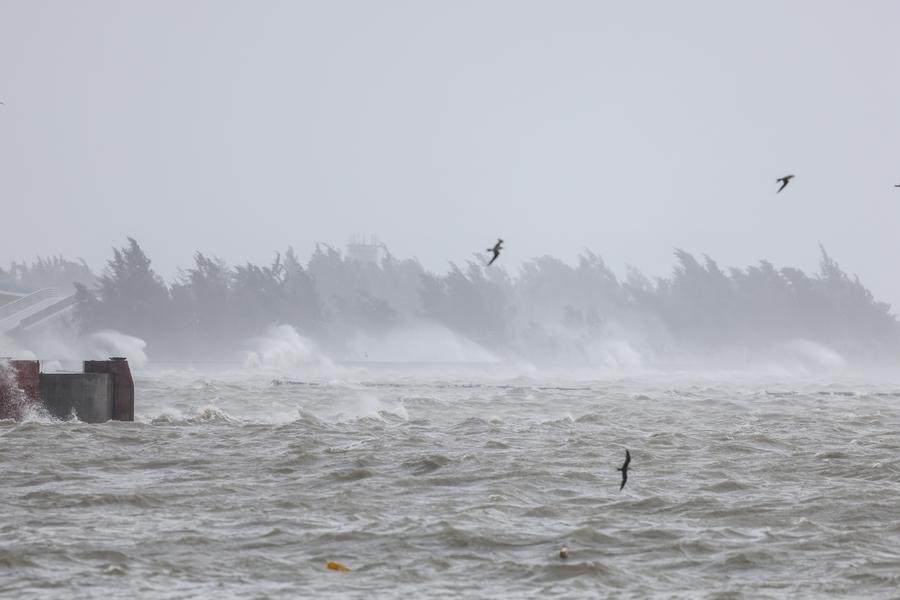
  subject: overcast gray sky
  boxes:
[2,1,900,305]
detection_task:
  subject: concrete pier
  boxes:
[39,372,114,422]
[85,357,134,421]
[1,357,134,423]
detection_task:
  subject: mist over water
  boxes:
[242,325,333,373]
[0,227,897,397]
[345,321,501,365]
[4,238,893,376]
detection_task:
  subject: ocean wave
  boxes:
[145,405,243,425]
[20,490,164,509]
[401,454,452,475]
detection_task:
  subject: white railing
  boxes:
[0,288,62,321]
[12,295,78,333]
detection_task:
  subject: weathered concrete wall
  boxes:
[2,357,135,423]
[84,358,134,421]
[39,373,114,423]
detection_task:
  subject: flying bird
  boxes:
[486,238,504,266]
[776,174,794,193]
[617,449,631,491]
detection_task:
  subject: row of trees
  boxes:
[0,256,96,293]
[65,238,900,361]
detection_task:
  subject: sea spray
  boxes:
[84,330,149,368]
[782,339,847,372]
[243,324,337,372]
[6,329,148,370]
[346,320,500,363]
[0,359,28,420]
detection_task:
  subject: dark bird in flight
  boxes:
[486,238,503,266]
[776,174,794,193]
[617,449,631,491]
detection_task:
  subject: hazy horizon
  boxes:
[3,1,900,306]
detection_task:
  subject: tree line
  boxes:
[0,256,96,293]
[60,238,900,362]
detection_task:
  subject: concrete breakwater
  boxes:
[0,358,134,423]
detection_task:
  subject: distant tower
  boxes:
[346,235,386,265]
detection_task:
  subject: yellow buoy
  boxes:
[326,561,351,572]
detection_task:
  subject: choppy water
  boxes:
[2,366,900,599]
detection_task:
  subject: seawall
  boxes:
[0,358,135,423]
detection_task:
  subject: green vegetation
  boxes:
[69,238,900,360]
[0,256,96,293]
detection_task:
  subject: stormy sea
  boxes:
[2,362,900,599]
